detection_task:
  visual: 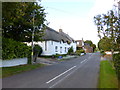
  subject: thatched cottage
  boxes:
[26,27,77,56]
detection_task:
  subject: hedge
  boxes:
[2,37,31,60]
[113,53,120,80]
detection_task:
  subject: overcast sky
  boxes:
[40,0,114,45]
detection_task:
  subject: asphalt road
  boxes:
[2,52,101,88]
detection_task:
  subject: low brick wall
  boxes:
[0,58,28,67]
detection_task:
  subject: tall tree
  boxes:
[94,10,119,57]
[2,2,47,42]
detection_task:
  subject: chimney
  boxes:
[59,29,63,32]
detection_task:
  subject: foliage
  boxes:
[51,54,67,58]
[2,2,47,42]
[33,44,43,62]
[33,44,42,56]
[91,44,96,52]
[84,40,96,52]
[2,63,44,78]
[75,50,81,55]
[113,53,120,80]
[84,40,93,46]
[79,49,85,53]
[67,47,74,55]
[75,49,85,55]
[100,50,106,56]
[98,36,112,51]
[94,10,119,52]
[2,37,31,60]
[98,60,118,88]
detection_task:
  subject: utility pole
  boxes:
[31,10,35,64]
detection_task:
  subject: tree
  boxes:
[84,40,96,52]
[91,44,96,52]
[84,40,93,46]
[94,10,119,58]
[98,36,112,51]
[2,2,47,42]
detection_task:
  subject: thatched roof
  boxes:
[42,27,75,43]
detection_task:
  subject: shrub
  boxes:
[100,50,106,56]
[33,44,43,62]
[67,47,74,55]
[51,54,67,58]
[79,49,85,53]
[113,53,120,80]
[34,44,43,56]
[2,37,31,61]
[75,50,81,55]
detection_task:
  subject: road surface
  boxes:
[2,52,101,88]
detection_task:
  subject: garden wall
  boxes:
[0,58,28,67]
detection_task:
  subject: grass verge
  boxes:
[2,64,45,78]
[98,60,118,88]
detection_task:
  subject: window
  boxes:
[55,46,58,52]
[60,47,62,53]
[65,47,66,52]
[45,41,47,51]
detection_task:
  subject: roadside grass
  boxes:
[2,64,45,78]
[98,60,118,88]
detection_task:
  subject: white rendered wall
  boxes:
[1,58,28,67]
[24,41,77,56]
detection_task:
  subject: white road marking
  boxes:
[49,69,76,88]
[46,66,76,84]
[81,59,87,63]
[49,57,91,88]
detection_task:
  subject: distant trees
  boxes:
[2,2,47,42]
[84,40,96,52]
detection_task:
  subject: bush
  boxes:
[67,47,74,55]
[75,49,85,55]
[33,44,43,62]
[52,54,66,58]
[2,37,31,61]
[100,50,106,56]
[75,50,81,55]
[113,53,120,80]
[33,44,43,56]
[79,49,85,53]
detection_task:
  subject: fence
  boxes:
[0,58,28,67]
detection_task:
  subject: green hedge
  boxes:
[100,50,106,56]
[75,49,85,55]
[113,53,120,80]
[2,37,31,60]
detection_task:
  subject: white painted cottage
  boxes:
[26,27,77,56]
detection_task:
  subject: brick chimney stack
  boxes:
[59,29,63,32]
